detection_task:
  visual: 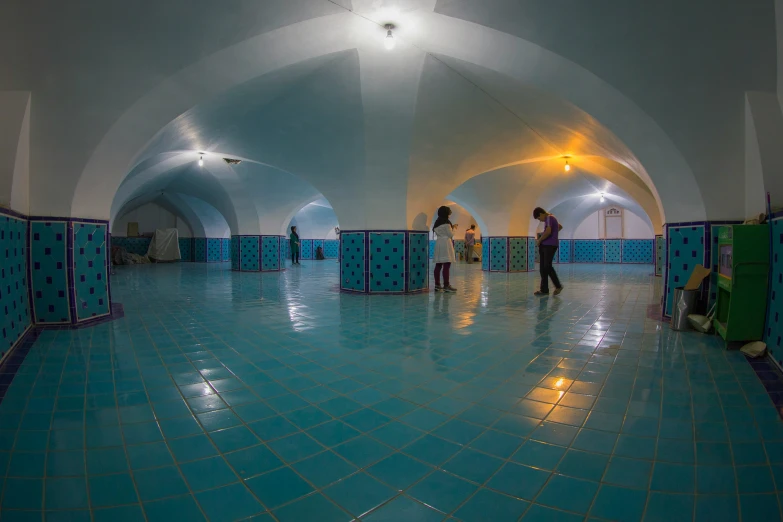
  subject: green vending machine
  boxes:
[713,225,769,342]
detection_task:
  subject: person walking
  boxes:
[433,206,457,293]
[464,224,476,264]
[290,226,301,265]
[533,207,564,296]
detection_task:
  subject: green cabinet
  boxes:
[713,225,769,342]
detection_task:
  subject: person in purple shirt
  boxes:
[534,207,564,296]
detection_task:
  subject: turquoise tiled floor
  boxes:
[1,261,782,521]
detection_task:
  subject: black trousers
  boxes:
[539,244,561,293]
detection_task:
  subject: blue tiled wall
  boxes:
[1,213,30,354]
[558,239,572,263]
[324,240,339,258]
[222,238,231,261]
[178,238,193,261]
[454,239,465,257]
[767,215,783,367]
[194,238,207,262]
[655,235,664,276]
[300,239,314,260]
[574,240,605,263]
[111,237,151,256]
[528,238,537,270]
[240,236,260,271]
[489,237,507,272]
[206,238,222,262]
[72,223,109,321]
[409,232,428,292]
[429,240,435,259]
[313,239,324,259]
[30,221,70,324]
[509,237,528,272]
[605,239,622,263]
[369,232,405,293]
[664,224,706,317]
[230,236,239,270]
[341,232,366,292]
[261,236,281,271]
[621,239,654,264]
[481,241,489,271]
[283,239,291,262]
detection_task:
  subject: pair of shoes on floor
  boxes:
[435,285,457,293]
[534,286,564,297]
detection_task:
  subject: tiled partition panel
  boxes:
[221,238,231,261]
[605,239,622,263]
[573,240,605,263]
[767,212,783,367]
[110,236,151,256]
[481,237,536,272]
[230,235,285,272]
[621,239,654,264]
[655,235,664,276]
[663,223,707,317]
[324,239,339,258]
[527,238,537,270]
[178,237,194,261]
[300,239,314,260]
[558,239,572,263]
[340,231,429,293]
[30,218,111,326]
[0,210,31,357]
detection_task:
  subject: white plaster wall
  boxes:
[288,203,340,240]
[0,92,30,214]
[428,202,481,239]
[572,208,653,239]
[746,92,783,215]
[112,202,193,238]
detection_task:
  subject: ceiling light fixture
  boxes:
[600,192,605,202]
[384,24,395,50]
[198,154,204,167]
[564,161,570,172]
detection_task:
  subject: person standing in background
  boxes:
[464,224,476,263]
[290,226,300,265]
[433,206,457,293]
[533,207,564,296]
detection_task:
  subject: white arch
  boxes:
[69,11,703,227]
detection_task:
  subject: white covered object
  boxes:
[433,223,455,264]
[147,229,181,261]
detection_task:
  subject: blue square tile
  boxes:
[210,426,261,453]
[571,428,618,454]
[656,438,695,463]
[267,432,325,463]
[521,504,584,521]
[273,493,351,522]
[47,450,85,476]
[590,484,647,521]
[246,466,314,509]
[7,451,46,476]
[87,447,128,475]
[282,405,331,429]
[408,469,477,514]
[645,492,694,522]
[133,465,189,501]
[195,483,266,522]
[367,452,432,490]
[399,408,449,431]
[443,447,504,484]
[292,450,358,488]
[179,456,239,491]
[604,456,652,489]
[694,494,739,522]
[144,495,207,522]
[651,462,695,493]
[248,416,299,441]
[88,472,138,507]
[167,434,218,462]
[342,408,391,432]
[454,488,529,522]
[512,440,566,470]
[486,463,550,500]
[556,449,608,481]
[158,416,202,439]
[403,434,461,466]
[361,495,443,522]
[196,409,243,431]
[92,505,145,522]
[469,429,524,458]
[324,472,396,518]
[45,477,89,509]
[531,422,578,446]
[369,422,424,449]
[224,444,283,478]
[307,420,361,447]
[1,478,43,509]
[126,442,174,470]
[333,435,393,468]
[536,474,599,514]
[736,465,775,493]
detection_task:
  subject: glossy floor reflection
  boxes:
[1,261,782,521]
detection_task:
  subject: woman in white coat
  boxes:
[433,206,457,292]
